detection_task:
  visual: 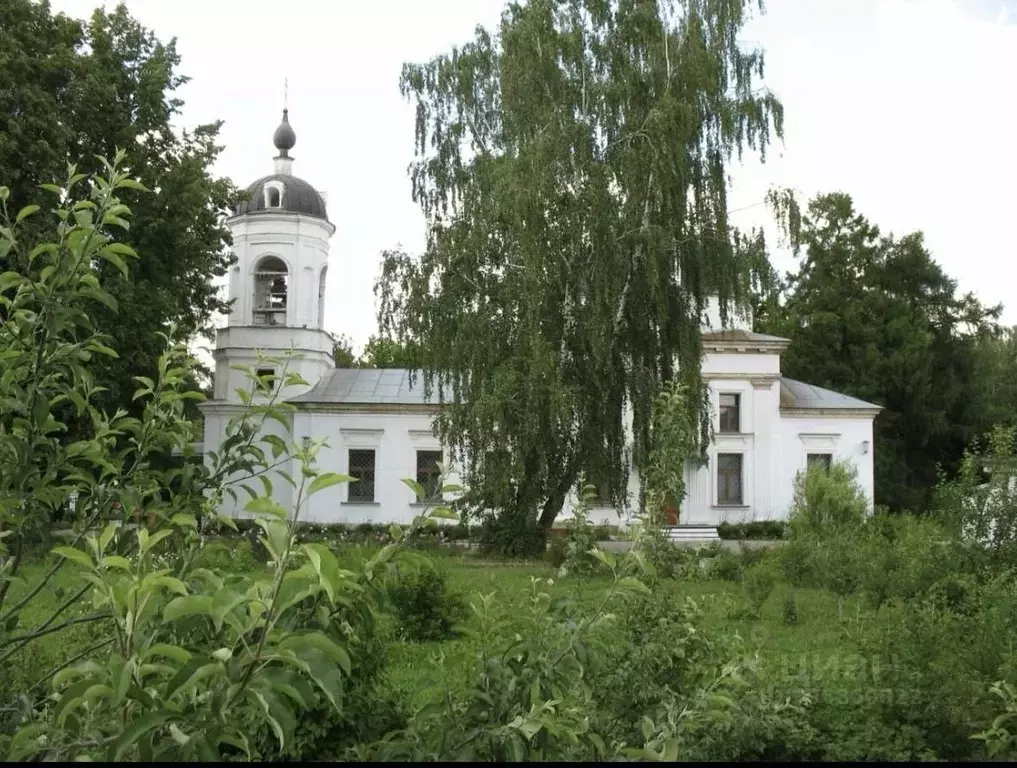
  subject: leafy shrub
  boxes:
[248,585,406,761]
[782,593,799,625]
[477,512,546,558]
[0,162,459,761]
[555,482,601,577]
[788,460,868,538]
[190,537,260,573]
[386,560,468,642]
[779,535,816,587]
[743,562,776,617]
[708,549,744,582]
[546,531,568,568]
[362,556,654,762]
[718,520,786,540]
[593,588,818,760]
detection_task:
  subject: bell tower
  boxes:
[209,107,335,403]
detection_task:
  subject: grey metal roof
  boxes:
[780,378,881,411]
[288,368,444,405]
[702,329,789,344]
[289,368,878,413]
[234,174,328,221]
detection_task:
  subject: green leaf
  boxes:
[141,529,173,554]
[142,644,192,664]
[7,723,49,760]
[589,548,616,570]
[249,688,295,750]
[0,271,24,292]
[116,177,150,192]
[302,543,342,603]
[100,555,132,571]
[170,513,198,529]
[109,710,175,761]
[52,546,93,569]
[163,595,214,622]
[278,633,352,676]
[430,506,458,520]
[617,576,651,595]
[15,204,40,223]
[262,434,288,460]
[212,647,233,662]
[246,496,287,519]
[308,472,354,496]
[401,477,427,501]
[99,522,119,554]
[146,575,188,596]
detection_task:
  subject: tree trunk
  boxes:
[538,458,579,532]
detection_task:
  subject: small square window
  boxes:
[415,450,443,501]
[255,367,275,393]
[347,449,376,502]
[719,393,740,433]
[807,453,833,472]
[717,453,743,506]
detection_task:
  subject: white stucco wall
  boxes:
[227,212,334,331]
[211,326,333,402]
[773,413,876,516]
[203,390,876,529]
[294,410,463,525]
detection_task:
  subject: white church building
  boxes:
[199,111,881,536]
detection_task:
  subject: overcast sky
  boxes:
[47,0,1017,352]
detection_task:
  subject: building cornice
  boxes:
[702,339,789,355]
[780,407,880,419]
[227,210,337,237]
[293,402,441,415]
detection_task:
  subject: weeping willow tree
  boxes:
[377,0,785,554]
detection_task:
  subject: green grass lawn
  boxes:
[384,553,890,714]
[3,544,891,724]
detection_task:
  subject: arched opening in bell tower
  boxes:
[253,256,289,326]
[317,265,328,328]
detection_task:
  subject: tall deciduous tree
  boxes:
[0,1,237,418]
[760,192,1000,513]
[377,0,784,552]
[359,334,421,369]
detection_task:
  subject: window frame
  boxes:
[807,453,833,472]
[254,367,276,393]
[716,452,744,506]
[415,449,443,502]
[718,392,741,434]
[347,448,377,503]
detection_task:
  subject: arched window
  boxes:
[317,265,328,328]
[253,256,288,326]
[264,184,282,208]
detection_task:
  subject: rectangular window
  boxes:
[717,453,743,506]
[807,453,833,472]
[347,449,376,502]
[415,449,443,501]
[719,393,740,433]
[255,367,275,393]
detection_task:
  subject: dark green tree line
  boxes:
[0,0,237,417]
[758,192,1005,512]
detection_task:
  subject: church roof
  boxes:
[290,368,879,414]
[288,368,442,405]
[234,174,329,220]
[779,378,881,412]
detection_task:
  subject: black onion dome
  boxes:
[273,108,296,153]
[234,175,329,220]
